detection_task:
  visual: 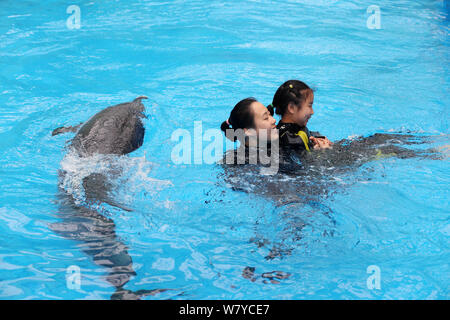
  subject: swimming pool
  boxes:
[0,0,448,299]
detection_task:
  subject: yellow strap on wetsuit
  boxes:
[296,130,310,152]
[374,148,397,160]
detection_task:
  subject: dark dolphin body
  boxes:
[53,96,148,156]
[52,96,168,299]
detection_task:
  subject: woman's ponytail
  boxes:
[221,119,238,142]
[220,98,256,142]
[220,119,232,133]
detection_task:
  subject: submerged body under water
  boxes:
[52,161,169,300]
[222,132,446,203]
[221,132,448,262]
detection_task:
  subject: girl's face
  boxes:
[245,101,278,141]
[290,91,314,127]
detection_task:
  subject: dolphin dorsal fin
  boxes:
[133,96,148,102]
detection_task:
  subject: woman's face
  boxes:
[246,101,278,142]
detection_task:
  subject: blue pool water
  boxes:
[0,0,449,299]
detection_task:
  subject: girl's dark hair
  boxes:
[271,80,313,116]
[221,97,256,141]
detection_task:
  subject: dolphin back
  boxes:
[71,96,148,156]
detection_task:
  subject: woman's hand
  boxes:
[310,136,333,149]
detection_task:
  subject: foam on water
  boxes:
[59,149,173,208]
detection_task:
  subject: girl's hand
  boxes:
[310,136,333,149]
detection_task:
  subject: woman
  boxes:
[220,97,279,169]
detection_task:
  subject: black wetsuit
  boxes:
[221,144,275,166]
[277,121,321,154]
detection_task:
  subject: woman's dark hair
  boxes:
[221,97,256,141]
[270,80,313,116]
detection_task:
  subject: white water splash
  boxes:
[59,150,173,207]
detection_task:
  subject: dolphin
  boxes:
[52,96,170,299]
[53,96,148,157]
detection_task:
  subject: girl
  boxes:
[268,80,332,153]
